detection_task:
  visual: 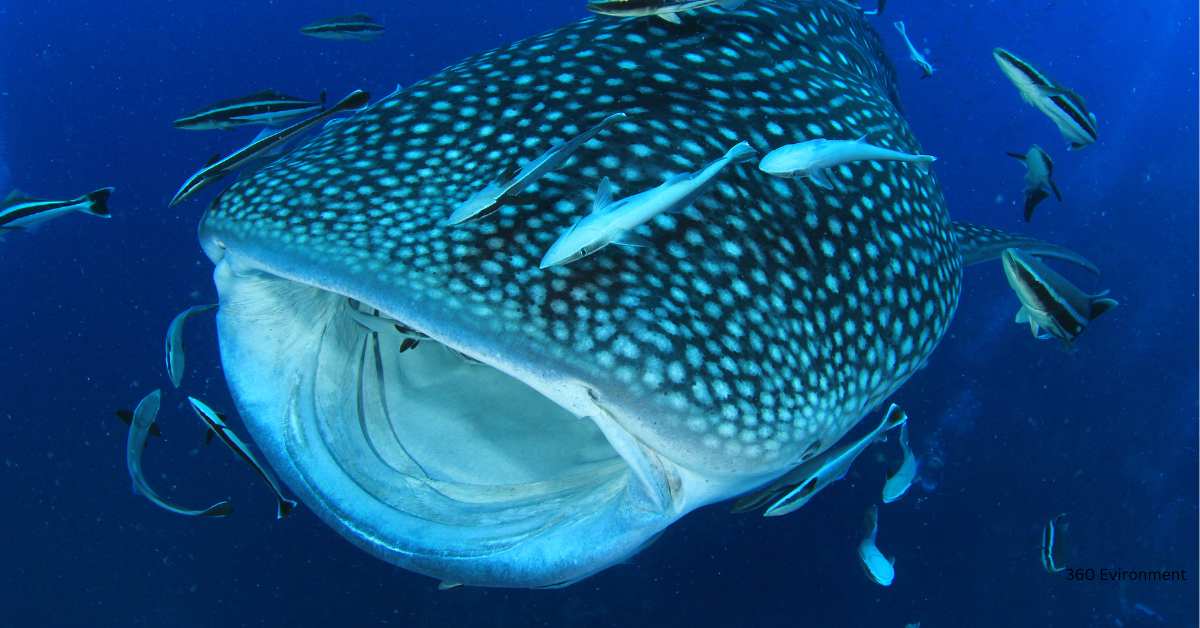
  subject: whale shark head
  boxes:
[198,0,958,588]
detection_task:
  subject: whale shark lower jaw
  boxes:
[204,239,772,588]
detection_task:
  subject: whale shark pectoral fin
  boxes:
[951,221,1099,275]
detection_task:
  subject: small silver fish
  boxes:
[858,505,895,586]
[1041,512,1069,573]
[881,421,917,503]
[170,90,370,207]
[539,140,756,268]
[1006,145,1062,222]
[758,136,934,188]
[188,397,298,519]
[732,404,907,517]
[1001,248,1117,345]
[125,389,233,517]
[993,48,1098,150]
[893,21,934,78]
[586,0,748,24]
[0,187,113,232]
[165,304,216,388]
[445,112,628,225]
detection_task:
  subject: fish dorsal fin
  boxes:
[951,221,1099,275]
[245,89,285,100]
[1005,151,1027,162]
[496,162,521,183]
[1014,307,1030,324]
[4,189,28,202]
[1088,297,1118,320]
[593,177,615,213]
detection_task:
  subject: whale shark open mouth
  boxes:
[203,238,691,588]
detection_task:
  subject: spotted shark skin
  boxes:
[196,0,1065,587]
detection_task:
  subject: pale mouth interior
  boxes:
[318,296,630,527]
[217,260,644,559]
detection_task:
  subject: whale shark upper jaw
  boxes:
[201,235,760,588]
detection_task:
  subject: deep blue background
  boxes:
[1,1,1196,626]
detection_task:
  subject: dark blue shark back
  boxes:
[203,0,959,473]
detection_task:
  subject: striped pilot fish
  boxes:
[299,14,384,41]
[173,90,327,131]
[1002,248,1117,345]
[993,47,1098,150]
[1007,145,1062,222]
[0,187,112,233]
[192,0,1101,588]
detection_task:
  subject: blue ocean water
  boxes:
[1,1,1196,626]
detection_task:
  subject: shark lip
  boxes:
[202,232,693,588]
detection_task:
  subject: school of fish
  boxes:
[6,0,1122,593]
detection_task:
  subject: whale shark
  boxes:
[195,0,1096,588]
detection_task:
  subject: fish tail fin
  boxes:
[277,497,299,519]
[892,20,906,35]
[1024,189,1049,222]
[882,403,907,430]
[725,140,757,164]
[1088,296,1118,321]
[78,187,114,218]
[914,155,936,170]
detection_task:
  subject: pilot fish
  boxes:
[587,0,749,24]
[1007,145,1062,222]
[125,389,233,518]
[881,420,916,503]
[732,403,906,516]
[1001,248,1117,345]
[165,304,216,388]
[299,14,384,41]
[169,90,369,207]
[892,21,934,78]
[993,48,1098,150]
[1041,512,1069,573]
[194,0,1098,589]
[858,504,895,586]
[188,397,298,519]
[539,140,756,268]
[173,90,327,131]
[0,187,113,232]
[445,112,629,225]
[758,136,935,188]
